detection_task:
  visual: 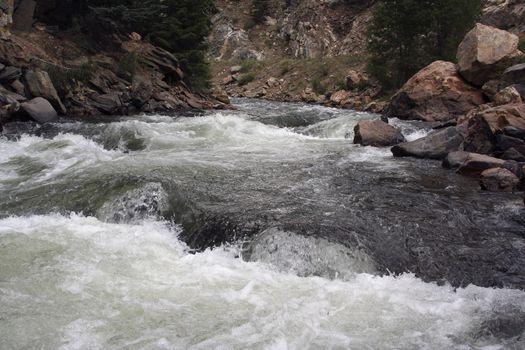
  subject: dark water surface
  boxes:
[1,98,524,349]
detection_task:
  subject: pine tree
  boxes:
[367,0,482,90]
[86,0,214,89]
[252,0,270,24]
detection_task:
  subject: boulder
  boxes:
[457,153,505,177]
[480,168,520,192]
[353,120,405,147]
[391,126,465,160]
[130,76,152,107]
[330,90,353,105]
[385,61,485,122]
[0,66,21,83]
[345,70,366,90]
[502,63,525,85]
[482,0,525,34]
[462,104,525,155]
[457,24,521,87]
[230,65,242,74]
[475,103,525,132]
[210,89,230,105]
[89,93,123,114]
[495,134,525,158]
[500,148,525,162]
[493,86,522,105]
[504,126,525,140]
[24,70,66,114]
[20,97,57,123]
[0,85,26,104]
[442,151,470,169]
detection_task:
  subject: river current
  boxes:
[1,98,524,349]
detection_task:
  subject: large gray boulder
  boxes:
[354,120,405,147]
[391,126,465,160]
[20,97,57,123]
[24,70,66,114]
[457,23,522,87]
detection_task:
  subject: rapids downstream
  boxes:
[1,98,525,349]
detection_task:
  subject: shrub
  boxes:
[117,52,139,81]
[237,73,256,86]
[519,36,525,53]
[368,0,482,90]
[46,63,96,96]
[279,62,290,76]
[312,78,327,95]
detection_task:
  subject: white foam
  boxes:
[1,214,524,349]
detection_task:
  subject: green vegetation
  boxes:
[117,52,139,81]
[237,73,256,86]
[85,0,215,89]
[251,0,270,24]
[311,78,327,95]
[46,63,95,96]
[519,36,525,53]
[368,0,482,90]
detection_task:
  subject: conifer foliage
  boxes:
[85,0,214,89]
[367,0,482,90]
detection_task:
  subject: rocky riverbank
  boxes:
[354,23,525,201]
[0,1,229,128]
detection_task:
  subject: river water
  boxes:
[1,98,524,349]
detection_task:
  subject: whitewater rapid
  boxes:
[1,98,524,349]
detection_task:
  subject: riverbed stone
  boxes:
[457,153,506,177]
[385,61,485,122]
[442,151,470,169]
[20,97,57,123]
[462,104,525,155]
[24,70,66,114]
[457,23,521,87]
[353,120,405,147]
[391,126,464,160]
[480,168,520,192]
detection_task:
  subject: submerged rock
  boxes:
[20,97,57,123]
[385,61,485,122]
[457,23,522,87]
[391,126,465,160]
[97,182,169,224]
[353,120,405,147]
[480,168,520,192]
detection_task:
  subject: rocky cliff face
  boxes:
[209,0,374,61]
[209,0,525,112]
[0,0,225,127]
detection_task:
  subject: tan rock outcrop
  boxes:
[385,61,485,122]
[456,23,522,87]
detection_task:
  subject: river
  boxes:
[1,98,524,349]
